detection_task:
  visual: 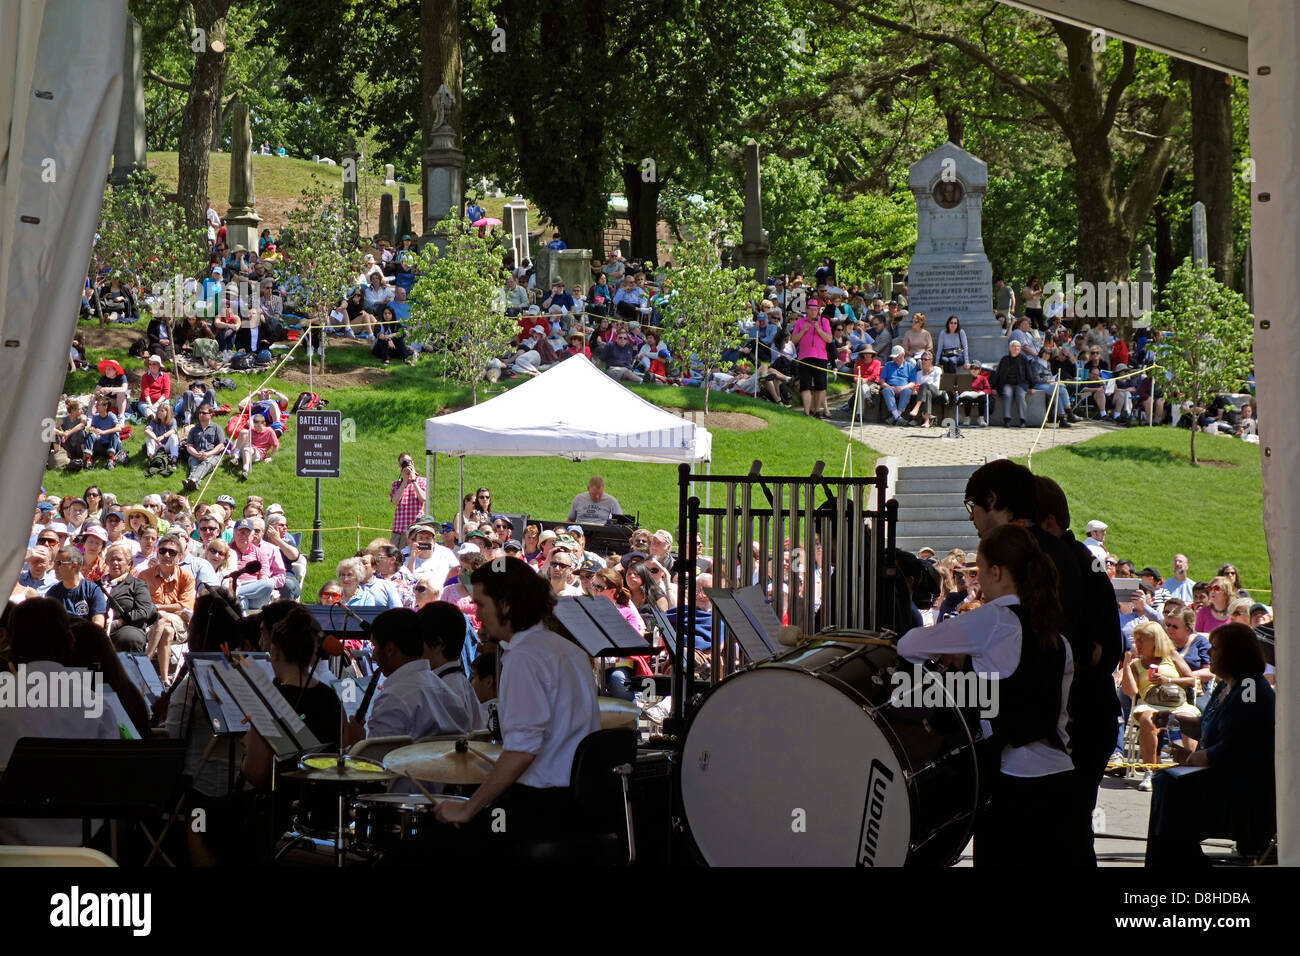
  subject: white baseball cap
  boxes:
[1085,520,1108,533]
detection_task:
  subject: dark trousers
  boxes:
[1069,725,1117,867]
[110,625,148,653]
[973,769,1076,868]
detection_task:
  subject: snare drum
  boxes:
[352,793,468,852]
[680,638,986,866]
[290,754,391,839]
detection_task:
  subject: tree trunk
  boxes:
[1189,421,1197,466]
[944,107,964,147]
[209,66,227,152]
[1154,170,1176,306]
[622,162,662,261]
[177,0,231,233]
[420,0,462,154]
[1189,65,1235,285]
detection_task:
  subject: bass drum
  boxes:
[680,639,985,867]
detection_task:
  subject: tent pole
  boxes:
[458,458,464,526]
[427,453,434,519]
[704,460,711,549]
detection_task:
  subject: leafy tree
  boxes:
[659,209,760,413]
[1148,259,1253,465]
[93,171,206,330]
[275,184,363,372]
[405,216,516,405]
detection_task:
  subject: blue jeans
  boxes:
[237,578,277,612]
[882,384,912,416]
[88,433,122,459]
[1032,382,1067,418]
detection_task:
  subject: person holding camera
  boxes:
[389,452,428,549]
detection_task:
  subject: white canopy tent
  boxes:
[425,353,712,463]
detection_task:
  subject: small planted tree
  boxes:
[1148,258,1254,465]
[405,215,517,405]
[659,207,760,413]
[93,170,205,329]
[277,183,363,372]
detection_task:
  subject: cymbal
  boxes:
[286,754,396,783]
[599,696,638,730]
[384,737,503,785]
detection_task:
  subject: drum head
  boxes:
[354,793,467,809]
[682,666,912,866]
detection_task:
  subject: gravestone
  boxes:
[420,84,465,251]
[378,193,396,244]
[738,140,770,283]
[1191,201,1208,267]
[505,195,530,268]
[224,101,261,253]
[397,200,414,242]
[341,140,360,241]
[905,142,1001,365]
[383,163,396,186]
[1133,244,1155,327]
[110,16,146,186]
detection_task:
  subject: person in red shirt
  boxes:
[137,354,172,420]
[233,413,279,480]
[853,344,882,406]
[957,368,994,426]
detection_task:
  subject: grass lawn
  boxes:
[46,329,874,596]
[1018,428,1272,604]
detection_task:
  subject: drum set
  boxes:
[280,734,502,864]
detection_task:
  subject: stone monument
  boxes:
[738,140,770,283]
[1191,200,1208,267]
[224,101,261,253]
[110,16,146,186]
[505,195,530,268]
[420,84,465,251]
[341,139,361,240]
[905,142,1001,364]
[383,163,396,186]
[378,193,396,244]
[1134,243,1155,326]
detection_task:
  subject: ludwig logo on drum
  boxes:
[888,664,998,718]
[857,759,894,867]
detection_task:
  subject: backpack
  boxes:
[290,390,328,412]
[213,377,236,391]
[114,447,129,465]
[230,353,255,371]
[143,451,175,477]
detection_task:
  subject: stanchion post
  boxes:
[309,477,324,562]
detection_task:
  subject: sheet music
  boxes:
[578,596,651,652]
[117,652,164,705]
[733,586,783,653]
[209,662,282,740]
[705,588,774,663]
[194,660,252,733]
[235,654,320,750]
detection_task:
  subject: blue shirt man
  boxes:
[466,201,485,223]
[546,233,567,250]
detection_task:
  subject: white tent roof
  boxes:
[425,354,712,463]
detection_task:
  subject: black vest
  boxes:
[988,603,1068,752]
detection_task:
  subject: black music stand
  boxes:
[0,738,186,864]
[553,596,653,658]
[705,586,781,663]
[304,603,385,638]
[118,651,165,710]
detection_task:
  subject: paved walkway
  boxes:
[835,411,1127,467]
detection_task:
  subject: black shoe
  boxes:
[1057,418,1072,429]
[1003,418,1011,427]
[1019,419,1028,428]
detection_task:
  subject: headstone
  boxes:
[505,195,530,268]
[905,142,1000,365]
[224,101,261,253]
[110,16,146,186]
[312,155,319,163]
[420,84,465,251]
[397,200,414,242]
[1191,200,1208,268]
[738,140,770,284]
[383,163,396,186]
[342,139,361,240]
[1134,244,1155,326]
[555,250,592,298]
[378,193,396,244]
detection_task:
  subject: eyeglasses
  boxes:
[549,561,572,569]
[321,592,342,603]
[157,547,179,557]
[55,559,78,567]
[39,537,59,545]
[414,585,429,593]
[962,500,975,515]
[477,493,491,499]
[86,492,101,498]
[578,571,596,579]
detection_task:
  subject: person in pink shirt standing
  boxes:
[233,413,279,480]
[790,299,833,417]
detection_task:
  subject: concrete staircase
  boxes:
[893,464,981,556]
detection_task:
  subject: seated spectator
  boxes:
[635,329,673,382]
[957,367,993,426]
[563,329,591,360]
[84,396,124,469]
[336,557,374,606]
[182,404,227,491]
[510,321,558,376]
[98,275,138,320]
[541,278,574,315]
[1027,345,1076,427]
[94,359,130,418]
[145,402,181,463]
[230,517,285,612]
[101,543,155,652]
[901,313,933,360]
[76,525,108,583]
[1120,620,1201,792]
[935,315,969,372]
[569,475,622,523]
[1195,576,1234,633]
[1146,623,1275,866]
[503,274,529,315]
[992,339,1033,428]
[908,351,942,428]
[879,346,918,425]
[231,413,279,481]
[45,544,106,628]
[19,544,57,596]
[371,305,411,366]
[51,398,88,468]
[612,275,647,320]
[362,267,394,319]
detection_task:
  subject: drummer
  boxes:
[432,560,600,848]
[897,523,1075,868]
[417,601,483,731]
[345,609,465,745]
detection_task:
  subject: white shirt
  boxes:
[0,662,122,845]
[434,661,483,731]
[499,623,600,788]
[1082,536,1107,561]
[411,542,459,589]
[365,658,465,740]
[898,594,1074,777]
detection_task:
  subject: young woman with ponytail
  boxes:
[898,523,1075,867]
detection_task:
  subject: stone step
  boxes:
[897,464,978,480]
[896,534,980,554]
[898,505,971,523]
[895,519,981,538]
[895,476,970,495]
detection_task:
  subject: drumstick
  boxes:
[397,771,439,803]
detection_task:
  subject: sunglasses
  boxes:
[39,537,59,545]
[55,559,78,567]
[414,585,429,593]
[962,500,975,515]
[549,561,572,569]
[321,592,342,603]
[86,492,101,498]
[157,547,179,557]
[579,571,596,579]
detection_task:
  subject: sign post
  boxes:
[295,410,342,562]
